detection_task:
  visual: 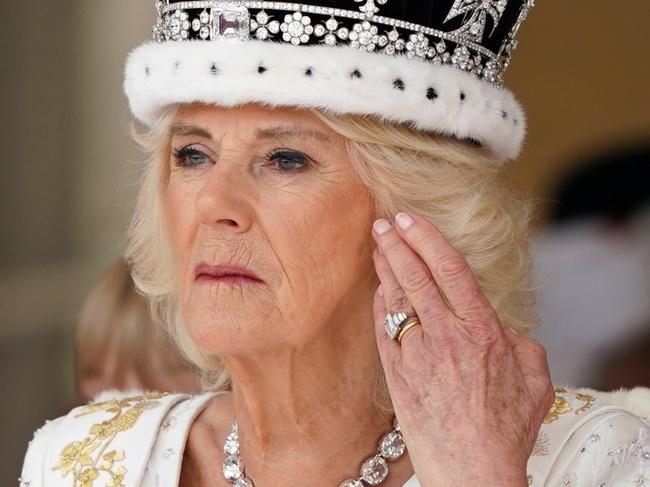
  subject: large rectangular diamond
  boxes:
[211,5,250,40]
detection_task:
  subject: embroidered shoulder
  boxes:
[543,386,598,425]
[20,391,194,487]
[543,385,650,425]
[543,408,649,486]
[526,385,650,487]
[51,392,169,486]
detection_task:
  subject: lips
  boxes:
[194,263,264,283]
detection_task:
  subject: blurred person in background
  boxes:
[533,146,650,389]
[18,1,650,487]
[76,258,201,402]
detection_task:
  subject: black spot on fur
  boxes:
[145,66,150,76]
[393,78,405,90]
[305,67,313,77]
[351,69,362,79]
[502,110,508,119]
[258,65,267,74]
[460,91,466,101]
[426,87,438,100]
[210,63,219,75]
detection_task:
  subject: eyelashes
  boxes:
[172,146,207,167]
[264,149,312,172]
[171,146,313,173]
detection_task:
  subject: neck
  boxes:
[220,287,397,484]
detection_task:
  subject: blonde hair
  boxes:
[125,103,539,393]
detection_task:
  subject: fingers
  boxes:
[391,212,495,323]
[372,219,452,331]
[373,212,502,348]
[372,246,417,316]
[373,247,425,347]
[506,329,552,382]
[504,328,555,413]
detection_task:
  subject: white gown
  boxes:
[19,386,650,487]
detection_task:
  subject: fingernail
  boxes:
[373,219,392,235]
[395,212,414,230]
[377,284,384,296]
[507,327,519,336]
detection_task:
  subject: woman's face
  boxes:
[165,103,377,356]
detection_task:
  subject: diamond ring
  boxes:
[384,311,419,340]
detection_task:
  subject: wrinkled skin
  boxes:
[166,104,377,358]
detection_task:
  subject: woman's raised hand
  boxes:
[371,212,554,487]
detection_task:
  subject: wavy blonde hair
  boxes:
[125,103,539,393]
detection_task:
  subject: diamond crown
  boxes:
[152,0,535,85]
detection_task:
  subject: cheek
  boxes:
[165,180,199,276]
[307,174,375,260]
[265,175,375,307]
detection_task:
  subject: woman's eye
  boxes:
[173,146,209,167]
[266,150,311,172]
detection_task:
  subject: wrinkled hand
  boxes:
[371,212,554,487]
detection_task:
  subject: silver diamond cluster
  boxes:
[222,416,406,486]
[222,420,255,487]
[152,0,535,85]
[384,312,412,340]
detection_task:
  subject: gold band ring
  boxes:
[397,320,421,343]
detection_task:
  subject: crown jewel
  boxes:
[152,0,535,85]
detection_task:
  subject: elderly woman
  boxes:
[21,1,650,486]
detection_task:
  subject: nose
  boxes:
[195,160,253,232]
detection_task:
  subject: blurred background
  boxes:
[1,0,648,484]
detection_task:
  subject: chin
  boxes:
[184,308,284,356]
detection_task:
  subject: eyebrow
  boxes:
[169,123,331,143]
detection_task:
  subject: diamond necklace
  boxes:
[222,416,407,486]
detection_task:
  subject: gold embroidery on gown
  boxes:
[52,393,167,487]
[543,387,596,424]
